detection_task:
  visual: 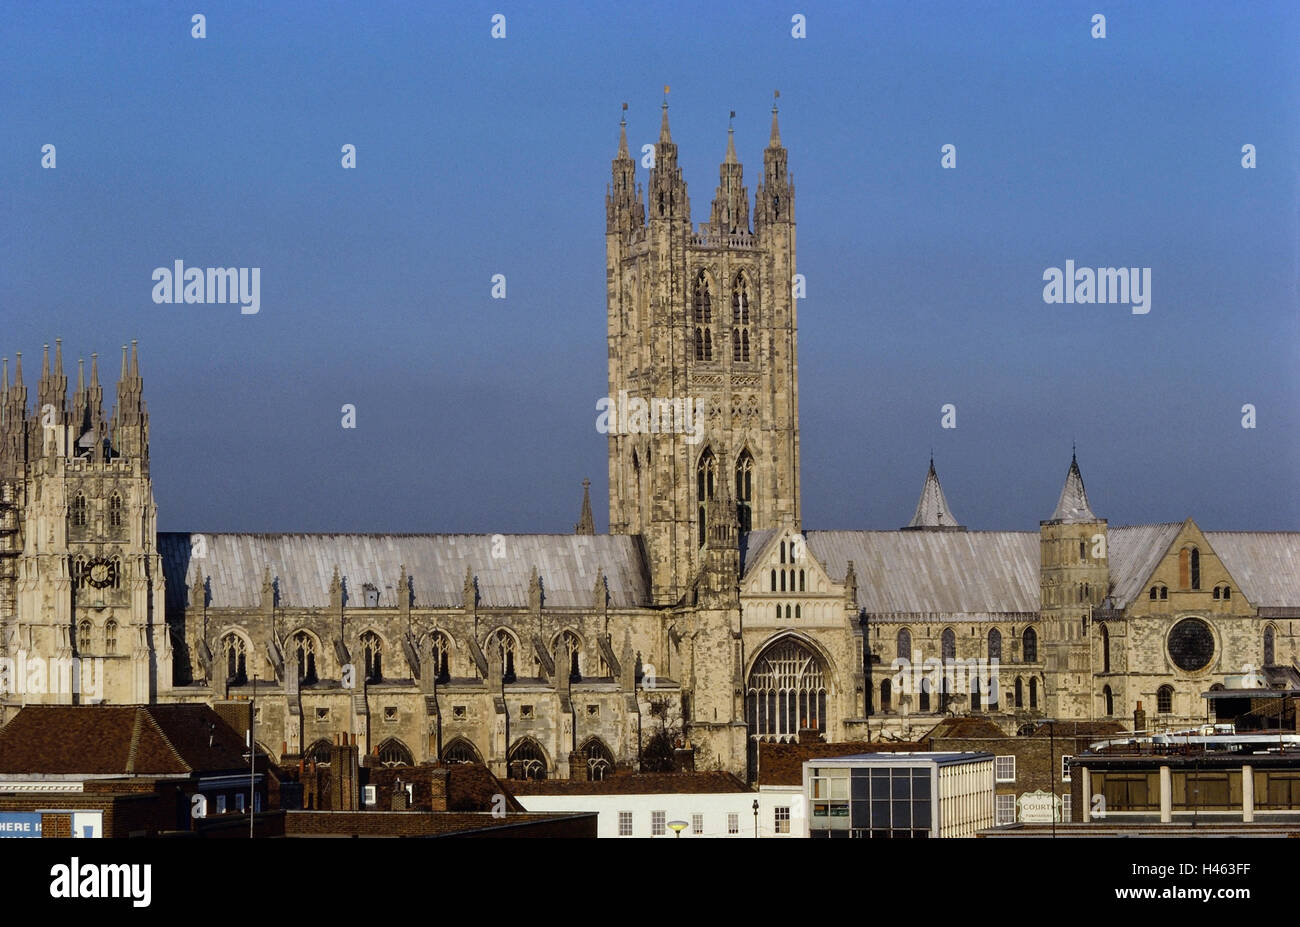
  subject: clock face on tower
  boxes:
[86,558,113,589]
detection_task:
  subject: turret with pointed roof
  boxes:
[1048,450,1096,524]
[903,457,964,530]
[575,478,595,535]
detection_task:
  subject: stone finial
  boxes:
[575,478,595,535]
[462,565,476,611]
[592,567,608,611]
[329,565,342,610]
[844,559,858,606]
[261,566,275,610]
[528,566,542,612]
[189,565,205,609]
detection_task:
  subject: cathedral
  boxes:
[1,100,1296,782]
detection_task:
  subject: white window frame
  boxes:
[775,806,791,834]
[727,813,739,835]
[1061,755,1073,782]
[995,755,1016,782]
[1061,793,1072,822]
[651,810,666,836]
[363,785,377,807]
[995,793,1015,825]
[215,794,227,814]
[618,811,633,836]
[691,813,703,835]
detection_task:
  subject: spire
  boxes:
[904,456,964,530]
[37,339,68,431]
[710,112,750,234]
[607,102,644,235]
[647,88,687,221]
[757,91,792,230]
[1049,450,1098,523]
[659,94,672,143]
[575,478,595,535]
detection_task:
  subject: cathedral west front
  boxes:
[1,99,1297,782]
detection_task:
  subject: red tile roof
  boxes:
[757,741,925,786]
[0,704,250,776]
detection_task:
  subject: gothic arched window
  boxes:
[1157,685,1174,715]
[554,630,582,682]
[508,738,548,780]
[696,448,716,547]
[746,637,828,741]
[490,629,517,683]
[222,632,247,685]
[292,630,318,685]
[104,620,117,653]
[1103,685,1114,716]
[1022,627,1038,663]
[1099,623,1110,673]
[580,737,614,781]
[880,678,892,713]
[1264,626,1276,665]
[361,631,383,682]
[988,628,1002,663]
[1014,677,1024,708]
[71,493,88,527]
[377,738,413,768]
[430,630,451,683]
[693,270,712,361]
[1190,548,1200,590]
[735,451,754,533]
[941,628,956,662]
[1029,677,1038,709]
[731,272,752,361]
[108,493,123,528]
[78,620,92,652]
[897,628,912,661]
[442,737,481,765]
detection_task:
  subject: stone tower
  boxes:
[0,341,168,712]
[605,98,800,604]
[1040,451,1108,719]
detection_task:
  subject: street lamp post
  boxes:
[249,673,258,839]
[752,799,759,838]
[667,820,688,838]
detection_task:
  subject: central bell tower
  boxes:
[604,97,801,604]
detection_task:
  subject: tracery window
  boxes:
[108,493,123,528]
[731,272,752,361]
[735,451,754,533]
[223,632,248,685]
[508,739,548,780]
[361,631,383,682]
[1264,627,1276,666]
[1099,623,1110,673]
[554,630,582,682]
[746,638,828,741]
[78,620,92,651]
[897,628,912,661]
[988,628,1002,663]
[1157,685,1174,715]
[693,270,712,360]
[430,630,451,683]
[581,738,614,781]
[696,448,716,547]
[71,494,88,527]
[377,738,413,768]
[293,630,318,685]
[490,629,517,683]
[442,738,482,765]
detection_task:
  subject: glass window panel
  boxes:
[851,801,869,828]
[913,799,931,829]
[831,777,848,800]
[892,770,911,799]
[891,800,911,828]
[851,772,870,800]
[912,771,931,799]
[871,800,890,827]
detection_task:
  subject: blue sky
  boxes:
[2,1,1296,533]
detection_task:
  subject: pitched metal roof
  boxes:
[1206,531,1300,608]
[906,459,963,529]
[804,530,1041,615]
[158,533,650,611]
[1106,523,1183,607]
[1049,453,1097,523]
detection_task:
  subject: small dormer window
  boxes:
[363,583,379,608]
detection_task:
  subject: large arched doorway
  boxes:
[747,637,829,745]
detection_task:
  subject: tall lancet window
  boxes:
[735,451,754,533]
[693,270,713,360]
[731,273,752,361]
[696,448,716,547]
